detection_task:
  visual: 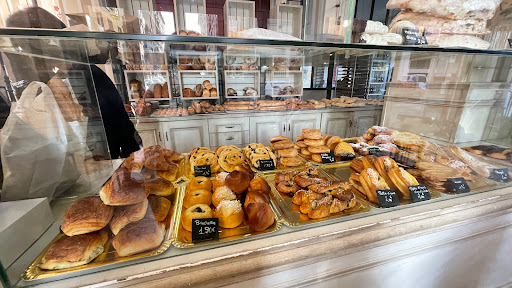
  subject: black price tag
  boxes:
[192,218,219,242]
[402,29,427,45]
[320,152,336,164]
[492,168,509,182]
[447,178,471,194]
[376,189,400,208]
[339,153,355,161]
[259,159,276,171]
[194,165,211,177]
[368,147,381,156]
[409,184,431,202]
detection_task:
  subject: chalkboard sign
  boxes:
[194,165,211,177]
[192,218,219,242]
[402,28,428,45]
[368,147,381,156]
[259,159,276,171]
[447,178,470,194]
[492,168,509,182]
[409,184,431,202]
[339,153,356,161]
[320,152,336,164]
[376,189,400,208]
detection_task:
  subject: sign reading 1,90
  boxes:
[192,218,219,242]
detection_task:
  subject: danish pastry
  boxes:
[350,158,364,173]
[311,154,323,163]
[61,196,113,236]
[218,148,245,172]
[388,167,419,199]
[359,168,390,204]
[334,142,355,155]
[301,147,312,156]
[296,141,308,148]
[362,155,378,171]
[277,148,298,158]
[326,136,342,151]
[374,156,398,188]
[271,140,295,151]
[187,176,212,192]
[270,136,290,143]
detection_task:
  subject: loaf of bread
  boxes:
[153,84,162,98]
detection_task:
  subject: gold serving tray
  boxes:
[171,181,283,248]
[259,167,371,227]
[319,162,442,207]
[23,184,180,281]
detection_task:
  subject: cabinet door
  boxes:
[320,112,354,138]
[135,122,164,148]
[353,110,381,137]
[161,120,209,153]
[249,116,286,143]
[287,113,321,140]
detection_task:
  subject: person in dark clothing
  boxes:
[5,7,140,159]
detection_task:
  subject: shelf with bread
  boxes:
[224,71,260,99]
[265,70,303,98]
[172,166,281,247]
[126,72,171,101]
[23,146,184,280]
[177,51,220,101]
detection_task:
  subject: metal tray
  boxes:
[171,180,283,248]
[320,162,442,207]
[259,167,371,227]
[23,184,180,281]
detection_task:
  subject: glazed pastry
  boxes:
[182,204,213,232]
[334,142,355,155]
[388,167,419,199]
[291,190,306,205]
[374,156,399,189]
[40,231,108,270]
[276,178,299,194]
[304,138,325,146]
[112,218,165,257]
[187,176,212,192]
[302,129,322,140]
[276,148,298,158]
[280,157,302,167]
[247,177,271,194]
[270,136,290,143]
[212,186,237,207]
[271,140,295,151]
[110,199,148,235]
[225,170,251,194]
[146,195,172,222]
[307,197,331,219]
[61,196,113,236]
[183,189,212,208]
[218,148,245,172]
[307,145,330,154]
[359,168,390,204]
[214,200,244,229]
[362,155,378,171]
[246,202,275,232]
[350,158,364,173]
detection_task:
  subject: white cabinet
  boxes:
[249,114,321,143]
[353,110,381,137]
[287,113,321,140]
[320,112,354,138]
[160,120,209,153]
[249,116,287,143]
[208,117,249,149]
[134,122,164,148]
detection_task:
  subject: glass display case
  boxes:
[1,2,512,288]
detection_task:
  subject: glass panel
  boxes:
[0,24,511,287]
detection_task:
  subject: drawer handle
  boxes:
[226,136,234,141]
[225,126,234,129]
[166,132,169,142]
[158,132,162,142]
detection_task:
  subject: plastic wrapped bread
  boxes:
[390,11,489,35]
[425,34,490,49]
[386,0,502,20]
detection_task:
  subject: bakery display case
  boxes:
[2,6,512,286]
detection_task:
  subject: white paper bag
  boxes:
[0,81,81,201]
